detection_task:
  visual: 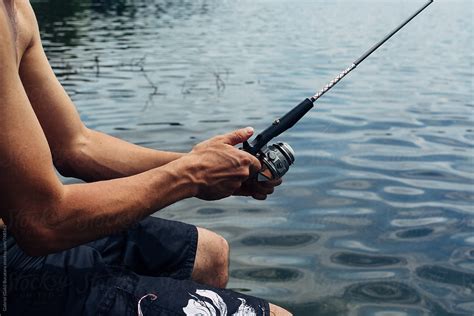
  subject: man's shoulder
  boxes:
[14,0,37,26]
[0,0,38,68]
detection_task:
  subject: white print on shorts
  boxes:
[182,289,257,316]
[137,293,158,316]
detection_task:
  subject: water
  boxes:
[31,0,473,315]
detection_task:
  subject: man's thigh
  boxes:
[7,240,112,315]
[86,216,199,280]
[8,241,270,316]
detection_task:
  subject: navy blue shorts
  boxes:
[4,217,270,315]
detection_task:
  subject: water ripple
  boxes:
[395,228,434,239]
[331,252,405,267]
[343,281,421,304]
[391,217,450,227]
[239,234,318,247]
[231,267,303,282]
[416,265,474,290]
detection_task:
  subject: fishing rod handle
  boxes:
[243,98,314,155]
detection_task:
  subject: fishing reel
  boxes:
[242,98,314,182]
[247,142,295,182]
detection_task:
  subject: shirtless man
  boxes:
[0,1,291,315]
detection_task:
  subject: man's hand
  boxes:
[234,178,283,200]
[180,127,262,201]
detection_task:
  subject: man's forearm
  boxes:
[57,128,185,182]
[11,156,197,256]
[6,128,264,256]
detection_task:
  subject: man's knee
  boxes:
[269,303,292,316]
[210,232,230,284]
[192,227,229,288]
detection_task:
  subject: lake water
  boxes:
[31,0,473,315]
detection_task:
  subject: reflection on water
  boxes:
[30,0,473,314]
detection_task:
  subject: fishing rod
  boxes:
[244,0,434,182]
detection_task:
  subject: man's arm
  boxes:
[18,3,182,182]
[0,3,261,256]
[17,2,280,201]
